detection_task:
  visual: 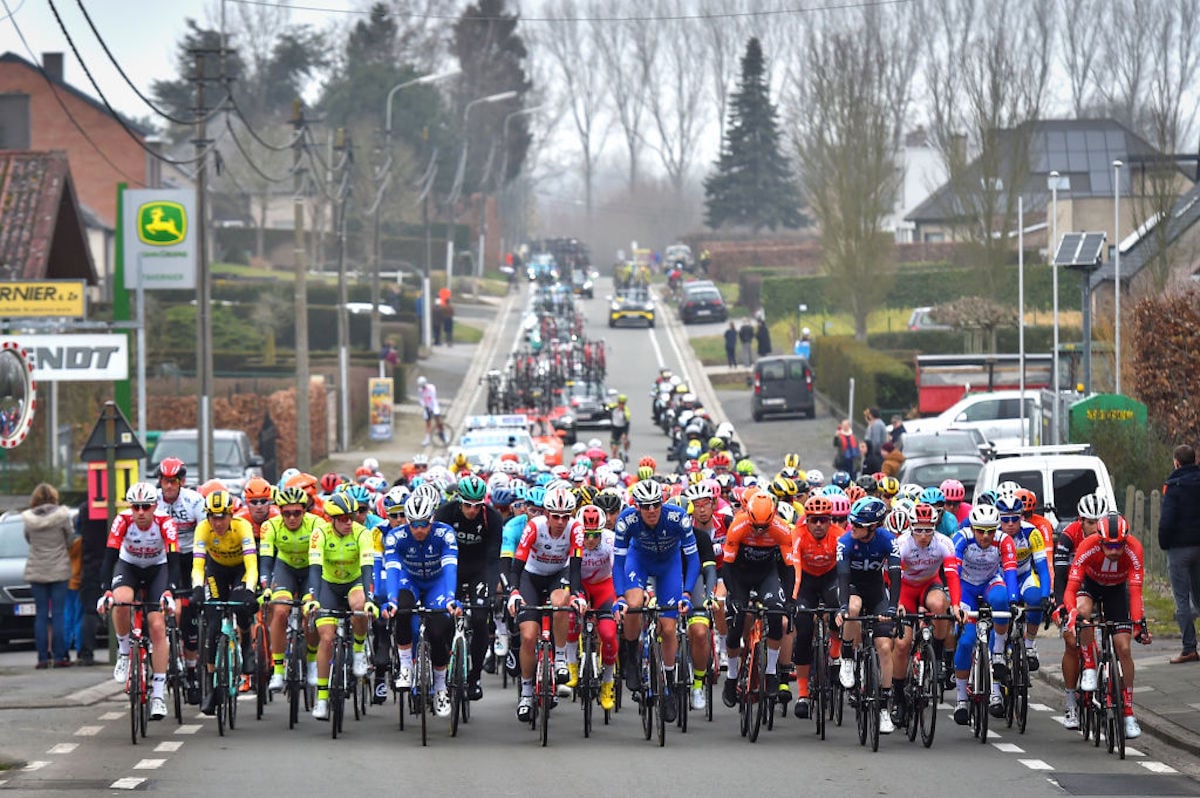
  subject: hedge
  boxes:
[761,262,1083,320]
[868,326,1082,354]
[737,267,790,310]
[214,223,469,267]
[811,336,917,417]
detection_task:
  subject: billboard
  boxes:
[0,334,129,381]
[123,188,197,290]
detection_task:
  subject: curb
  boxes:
[444,288,521,440]
[0,677,123,711]
[1034,664,1200,758]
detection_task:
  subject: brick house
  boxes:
[0,150,97,285]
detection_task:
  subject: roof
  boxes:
[907,119,1168,224]
[0,52,154,137]
[1090,180,1200,287]
[0,150,98,284]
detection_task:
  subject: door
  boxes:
[784,359,813,410]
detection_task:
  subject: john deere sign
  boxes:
[123,189,197,290]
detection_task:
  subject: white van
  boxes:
[973,445,1116,528]
[905,390,1040,450]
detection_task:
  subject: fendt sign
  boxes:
[0,335,129,381]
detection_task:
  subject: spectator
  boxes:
[738,320,755,367]
[442,296,455,346]
[63,528,82,657]
[76,499,107,666]
[889,414,907,451]
[1159,443,1200,664]
[756,318,773,358]
[22,483,73,668]
[881,441,906,478]
[833,419,860,479]
[793,327,812,359]
[724,322,738,368]
[863,407,887,474]
[380,339,399,378]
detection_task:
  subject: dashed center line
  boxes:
[74,725,103,736]
[154,740,183,752]
[47,743,78,754]
[110,777,147,790]
[1019,759,1054,771]
[174,724,202,734]
[100,711,125,720]
[22,761,50,772]
[1141,762,1179,774]
[133,759,165,770]
[1124,746,1145,757]
[993,742,1025,753]
[1029,703,1053,712]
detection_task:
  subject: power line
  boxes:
[226,94,299,152]
[225,113,294,183]
[226,0,914,22]
[0,0,143,185]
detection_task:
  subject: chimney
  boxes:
[42,52,64,82]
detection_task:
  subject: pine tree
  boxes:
[704,38,803,232]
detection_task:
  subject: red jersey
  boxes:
[236,505,280,541]
[1064,534,1145,623]
[107,512,179,568]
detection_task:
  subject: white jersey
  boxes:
[580,530,615,585]
[418,383,440,415]
[897,531,957,586]
[515,515,583,577]
[158,487,205,555]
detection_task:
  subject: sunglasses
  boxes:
[131,503,155,511]
[975,527,997,535]
[463,500,485,508]
[807,515,830,524]
[583,531,603,538]
[637,502,662,510]
[409,520,431,529]
[1103,541,1125,550]
[548,512,572,521]
[281,509,305,519]
[331,515,353,523]
[852,522,877,530]
[247,498,270,506]
[208,512,230,519]
[386,509,406,518]
[159,477,181,484]
[999,515,1021,524]
[913,526,935,534]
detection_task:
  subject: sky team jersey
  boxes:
[514,516,584,576]
[192,517,258,585]
[790,522,840,577]
[1065,533,1146,622]
[613,503,697,560]
[107,512,179,568]
[383,521,459,593]
[835,528,900,577]
[260,514,326,570]
[580,530,615,585]
[309,521,375,585]
[157,488,205,554]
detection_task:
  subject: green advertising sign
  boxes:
[1069,393,1147,442]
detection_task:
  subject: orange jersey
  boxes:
[723,512,794,567]
[790,522,839,578]
[236,504,281,541]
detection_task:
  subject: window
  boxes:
[961,399,1002,422]
[788,360,810,380]
[0,93,32,149]
[760,362,786,381]
[1053,469,1100,520]
[996,469,1045,502]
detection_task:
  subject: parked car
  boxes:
[750,355,815,421]
[908,306,952,331]
[149,429,264,496]
[974,444,1115,528]
[896,455,984,497]
[0,508,85,644]
[678,282,728,324]
[902,428,991,461]
[903,390,1040,450]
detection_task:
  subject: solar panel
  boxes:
[1053,232,1106,268]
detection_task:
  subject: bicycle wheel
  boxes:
[1012,639,1029,736]
[1006,635,1024,730]
[748,639,765,743]
[972,638,989,744]
[855,653,869,746]
[675,632,690,734]
[867,646,881,752]
[139,651,150,739]
[906,645,921,743]
[255,623,269,720]
[168,626,184,724]
[449,634,466,737]
[538,645,553,747]
[417,639,432,746]
[227,636,238,732]
[652,640,665,747]
[812,622,827,740]
[1110,652,1126,759]
[214,637,228,738]
[128,640,141,745]
[918,638,938,748]
[738,652,751,738]
[640,640,654,741]
[580,633,595,739]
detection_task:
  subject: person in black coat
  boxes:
[724,322,738,368]
[76,500,110,666]
[755,319,772,358]
[1159,444,1200,663]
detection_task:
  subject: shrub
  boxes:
[812,336,917,417]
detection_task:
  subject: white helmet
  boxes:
[126,482,159,505]
[412,483,442,508]
[969,504,1001,528]
[630,479,663,505]
[1076,492,1108,520]
[572,442,587,455]
[997,480,1021,496]
[498,459,519,475]
[404,493,437,523]
[412,453,429,466]
[586,438,603,450]
[608,458,625,474]
[544,486,577,513]
[716,422,735,440]
[416,376,427,387]
[362,457,379,473]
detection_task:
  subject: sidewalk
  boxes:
[0,647,121,711]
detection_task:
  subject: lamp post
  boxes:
[1113,159,1123,395]
[1048,170,1068,443]
[381,69,461,351]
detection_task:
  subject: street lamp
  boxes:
[1113,159,1123,395]
[1047,170,1070,443]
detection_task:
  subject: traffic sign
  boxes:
[80,401,146,462]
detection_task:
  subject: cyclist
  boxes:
[1052,492,1108,728]
[417,376,446,447]
[941,479,972,525]
[1063,512,1152,739]
[155,457,206,703]
[98,482,181,722]
[951,504,1019,725]
[304,493,378,721]
[614,479,699,725]
[435,474,503,701]
[720,491,795,706]
[608,394,631,460]
[236,477,279,541]
[574,504,619,710]
[506,486,585,722]
[890,503,963,725]
[683,482,724,710]
[260,486,326,693]
[192,490,259,716]
[789,494,842,719]
[996,492,1052,671]
[835,496,902,735]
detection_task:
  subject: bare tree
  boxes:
[700,0,752,143]
[1057,0,1106,116]
[596,8,651,193]
[538,0,611,217]
[1093,0,1156,129]
[791,11,910,341]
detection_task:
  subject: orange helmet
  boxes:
[845,485,867,503]
[746,492,776,526]
[1014,488,1038,514]
[804,495,833,516]
[197,478,228,498]
[243,477,273,502]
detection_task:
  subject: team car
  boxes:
[608,288,656,328]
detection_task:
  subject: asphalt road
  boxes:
[4,285,1199,795]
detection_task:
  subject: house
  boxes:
[889,127,948,243]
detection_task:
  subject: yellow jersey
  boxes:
[192,516,258,587]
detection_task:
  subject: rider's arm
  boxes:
[940,541,963,606]
[508,522,534,587]
[612,512,631,595]
[306,527,324,597]
[236,519,258,589]
[191,520,210,587]
[1128,537,1146,623]
[835,537,851,610]
[484,507,504,591]
[886,539,902,612]
[999,535,1020,604]
[1052,527,1077,605]
[162,517,181,592]
[693,528,717,597]
[1031,530,1052,603]
[258,519,277,589]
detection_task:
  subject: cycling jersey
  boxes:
[1064,534,1146,623]
[383,521,459,607]
[501,513,528,559]
[612,503,699,617]
[1009,521,1050,578]
[107,512,179,569]
[790,522,840,578]
[259,513,325,574]
[191,516,258,587]
[435,498,503,588]
[157,487,205,555]
[953,528,1019,603]
[580,529,615,585]
[1053,519,1090,605]
[308,521,374,588]
[513,515,584,580]
[896,530,962,606]
[835,528,902,614]
[235,505,279,540]
[723,514,794,567]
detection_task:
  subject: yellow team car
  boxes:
[609,288,655,328]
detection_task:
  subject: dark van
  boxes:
[751,355,815,421]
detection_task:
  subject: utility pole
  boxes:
[291,101,311,468]
[334,129,353,452]
[191,47,219,482]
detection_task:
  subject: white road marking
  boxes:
[993,742,1025,753]
[987,729,1002,739]
[174,724,202,734]
[1050,715,1067,725]
[100,711,125,720]
[110,777,146,790]
[1125,746,1145,757]
[1141,762,1179,774]
[647,326,666,370]
[74,725,103,736]
[1029,703,1053,712]
[22,761,50,772]
[1019,759,1054,771]
[47,743,78,754]
[657,308,693,384]
[133,759,165,770]
[1132,685,1155,693]
[154,741,183,752]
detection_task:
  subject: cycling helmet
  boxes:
[975,489,999,507]
[403,493,437,523]
[884,507,912,535]
[287,472,319,492]
[585,446,607,464]
[364,476,389,494]
[872,471,887,484]
[877,476,900,498]
[707,452,731,470]
[196,479,229,499]
[636,465,655,482]
[617,393,627,403]
[716,421,735,441]
[848,497,888,526]
[969,504,1000,529]
[1014,488,1038,514]
[682,482,712,506]
[777,501,798,525]
[939,479,966,503]
[630,479,663,506]
[342,484,371,511]
[574,484,598,507]
[243,477,273,502]
[1100,512,1129,544]
[571,442,587,456]
[457,474,488,503]
[551,465,571,481]
[742,474,759,488]
[1076,492,1108,520]
[779,466,802,482]
[354,465,374,482]
[735,459,755,476]
[708,436,726,452]
[205,490,234,516]
[804,495,833,516]
[325,493,356,518]
[413,483,443,507]
[845,485,867,504]
[911,503,938,529]
[276,486,308,508]
[828,494,851,519]
[278,467,301,489]
[126,482,159,505]
[831,470,851,489]
[820,485,846,497]
[714,473,737,492]
[578,505,606,530]
[383,486,411,513]
[856,474,878,494]
[746,492,776,526]
[768,475,798,501]
[997,480,1022,496]
[319,472,343,495]
[783,453,802,470]
[594,489,624,516]
[544,486,577,514]
[569,463,591,483]
[919,487,946,506]
[805,469,825,488]
[412,454,429,467]
[526,486,547,508]
[490,486,515,508]
[892,497,917,519]
[608,458,625,474]
[156,457,186,480]
[995,493,1023,515]
[499,459,520,476]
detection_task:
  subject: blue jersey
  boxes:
[936,510,959,537]
[613,503,699,596]
[501,514,527,559]
[835,528,901,611]
[384,521,458,603]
